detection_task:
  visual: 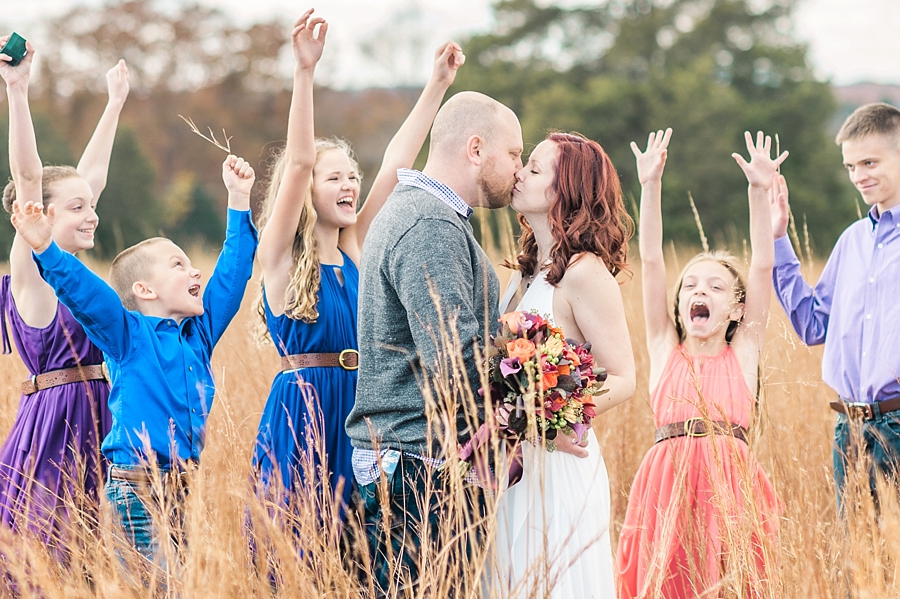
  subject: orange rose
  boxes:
[499,312,526,334]
[541,370,559,390]
[506,338,536,362]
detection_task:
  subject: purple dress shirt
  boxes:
[772,205,900,404]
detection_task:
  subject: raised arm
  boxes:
[731,131,787,363]
[256,10,324,295]
[632,128,677,359]
[340,41,465,256]
[76,59,129,199]
[2,38,61,326]
[11,199,132,359]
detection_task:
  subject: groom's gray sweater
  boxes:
[346,184,500,454]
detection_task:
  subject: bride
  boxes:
[495,132,636,598]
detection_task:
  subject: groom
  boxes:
[346,91,523,595]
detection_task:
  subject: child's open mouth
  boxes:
[337,196,354,211]
[188,285,201,297]
[690,301,710,324]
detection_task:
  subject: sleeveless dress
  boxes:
[616,344,780,599]
[0,274,112,545]
[251,253,358,518]
[495,271,616,599]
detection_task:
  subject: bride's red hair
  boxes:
[514,132,633,283]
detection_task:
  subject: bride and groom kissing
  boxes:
[345,90,635,598]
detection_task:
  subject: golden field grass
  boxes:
[0,244,896,598]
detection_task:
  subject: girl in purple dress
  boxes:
[0,37,127,550]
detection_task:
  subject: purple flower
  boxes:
[500,357,522,377]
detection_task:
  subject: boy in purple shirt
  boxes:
[771,102,900,506]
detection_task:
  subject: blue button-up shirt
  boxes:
[34,208,258,466]
[772,205,900,404]
[397,168,473,220]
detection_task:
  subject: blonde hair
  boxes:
[672,251,747,344]
[2,166,81,214]
[255,138,361,333]
[109,237,168,311]
[835,102,900,144]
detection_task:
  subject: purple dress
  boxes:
[0,274,112,545]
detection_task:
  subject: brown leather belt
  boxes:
[655,418,748,444]
[22,364,108,396]
[829,397,900,421]
[108,464,197,487]
[281,350,359,372]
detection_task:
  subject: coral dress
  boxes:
[616,345,779,598]
[0,274,112,545]
[495,271,616,598]
[252,253,358,518]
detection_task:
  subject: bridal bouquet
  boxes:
[485,310,608,444]
[456,311,608,486]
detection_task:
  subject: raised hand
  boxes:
[0,37,34,88]
[291,9,327,72]
[732,130,789,190]
[222,155,255,208]
[769,173,790,239]
[630,128,672,185]
[106,59,129,106]
[431,41,465,88]
[11,200,54,253]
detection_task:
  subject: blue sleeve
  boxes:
[196,208,259,349]
[33,241,133,360]
[771,235,834,346]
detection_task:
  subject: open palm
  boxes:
[630,128,672,185]
[11,200,54,253]
[732,131,788,190]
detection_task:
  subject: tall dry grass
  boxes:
[0,242,896,598]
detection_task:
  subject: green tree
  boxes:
[93,126,160,257]
[453,0,857,252]
[0,112,77,255]
[166,179,226,249]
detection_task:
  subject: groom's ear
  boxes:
[466,134,485,166]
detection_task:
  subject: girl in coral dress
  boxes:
[616,129,785,598]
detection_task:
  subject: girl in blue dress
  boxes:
[250,9,464,527]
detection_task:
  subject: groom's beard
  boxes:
[477,157,515,209]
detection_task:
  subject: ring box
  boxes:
[1,33,27,67]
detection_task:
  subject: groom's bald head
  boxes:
[428,91,518,159]
[425,91,523,209]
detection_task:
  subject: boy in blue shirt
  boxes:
[10,154,258,570]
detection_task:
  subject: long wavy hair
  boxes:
[255,138,361,334]
[672,251,747,344]
[512,132,633,284]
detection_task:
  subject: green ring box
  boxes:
[1,33,27,67]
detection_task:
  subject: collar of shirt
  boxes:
[397,168,474,221]
[868,203,900,230]
[146,315,194,335]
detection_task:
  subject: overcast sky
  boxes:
[5,0,899,88]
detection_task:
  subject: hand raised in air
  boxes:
[0,37,35,88]
[292,8,327,72]
[11,200,54,254]
[630,128,673,186]
[732,130,789,191]
[431,41,465,88]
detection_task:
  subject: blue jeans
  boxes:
[833,411,900,510]
[105,466,187,585]
[356,455,486,599]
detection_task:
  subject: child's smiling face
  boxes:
[676,260,744,342]
[142,240,204,321]
[47,176,98,254]
[311,149,360,230]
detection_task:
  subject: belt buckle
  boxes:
[30,374,39,392]
[845,402,873,420]
[339,349,359,371]
[683,417,708,438]
[101,362,110,382]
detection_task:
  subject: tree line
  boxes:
[0,0,866,258]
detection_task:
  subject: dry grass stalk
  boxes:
[0,244,898,597]
[687,192,709,253]
[178,115,233,154]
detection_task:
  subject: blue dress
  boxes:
[252,252,358,516]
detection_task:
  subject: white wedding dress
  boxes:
[494,270,616,599]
